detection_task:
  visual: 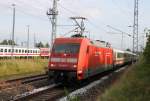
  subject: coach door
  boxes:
[105,52,111,69]
[106,51,112,69]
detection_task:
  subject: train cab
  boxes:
[48,38,90,82]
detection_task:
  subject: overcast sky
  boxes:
[0,0,149,50]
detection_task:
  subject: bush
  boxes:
[100,61,150,101]
[143,35,150,63]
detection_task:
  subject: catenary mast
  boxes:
[133,0,139,53]
[47,0,58,49]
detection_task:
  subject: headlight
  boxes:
[78,70,83,74]
[73,65,77,68]
[50,64,56,67]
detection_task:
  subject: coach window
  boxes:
[25,50,27,53]
[8,49,11,52]
[19,49,21,53]
[15,49,18,53]
[22,50,24,53]
[30,50,32,53]
[5,49,7,52]
[117,53,123,58]
[0,49,3,52]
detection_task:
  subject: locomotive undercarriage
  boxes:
[48,70,77,84]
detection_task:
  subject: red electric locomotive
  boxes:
[48,37,114,82]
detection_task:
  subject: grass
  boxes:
[99,58,150,101]
[0,58,48,80]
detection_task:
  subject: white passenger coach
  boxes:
[0,45,41,57]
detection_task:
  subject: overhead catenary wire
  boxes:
[0,1,116,34]
[57,3,108,33]
[58,3,80,16]
[15,0,47,12]
[87,20,108,33]
[0,3,48,22]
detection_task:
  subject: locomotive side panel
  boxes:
[85,46,113,78]
[86,46,100,77]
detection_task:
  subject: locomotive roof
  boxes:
[55,37,112,48]
[113,49,125,53]
[113,48,135,55]
[54,37,88,43]
[90,40,111,48]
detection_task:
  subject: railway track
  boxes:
[0,74,48,90]
[6,74,48,83]
[10,66,129,101]
[12,83,65,101]
[12,83,77,101]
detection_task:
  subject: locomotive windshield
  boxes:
[52,43,80,54]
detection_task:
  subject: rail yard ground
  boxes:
[0,58,48,80]
[98,59,150,101]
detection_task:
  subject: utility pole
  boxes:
[27,25,30,60]
[47,0,58,49]
[133,0,139,53]
[11,4,16,59]
[34,33,36,48]
[70,17,87,36]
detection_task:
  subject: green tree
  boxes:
[143,35,150,63]
[35,42,44,48]
[0,40,16,45]
[126,48,131,52]
[0,40,8,45]
[45,43,50,48]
